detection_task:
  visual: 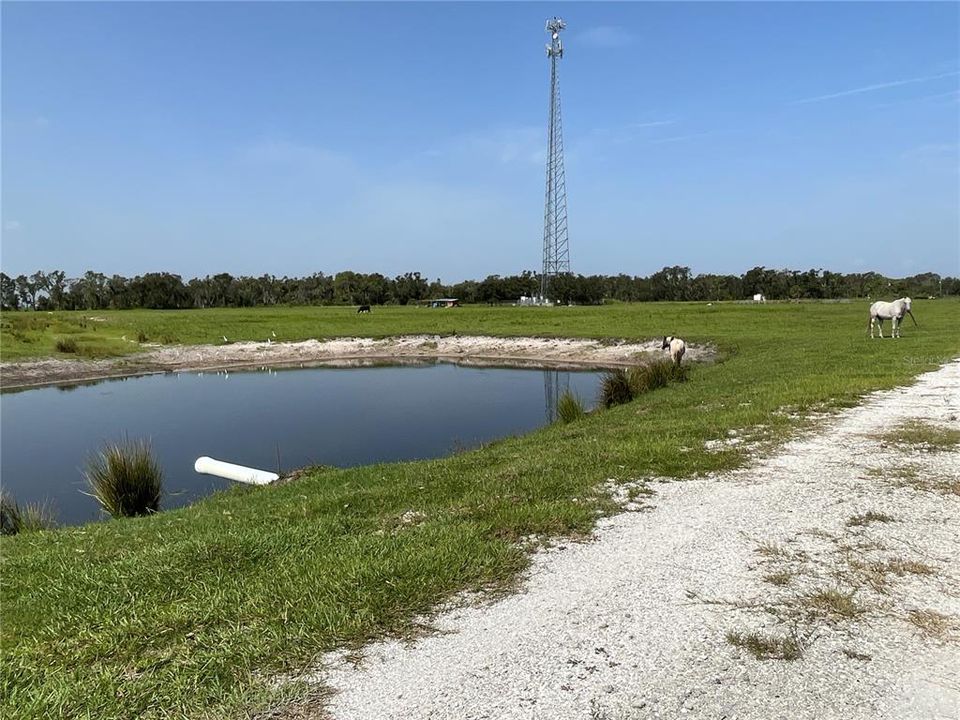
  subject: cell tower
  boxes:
[540,16,570,303]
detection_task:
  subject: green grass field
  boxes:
[2,300,958,719]
[1,300,943,363]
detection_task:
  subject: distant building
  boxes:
[422,298,460,308]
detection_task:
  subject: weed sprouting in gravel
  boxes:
[846,511,895,527]
[803,588,864,619]
[725,629,802,660]
[906,609,954,639]
[880,421,960,451]
[841,648,872,661]
[763,570,794,586]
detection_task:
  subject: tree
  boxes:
[393,272,428,305]
[46,270,68,309]
[649,266,692,301]
[14,275,31,309]
[0,273,19,309]
[27,271,48,309]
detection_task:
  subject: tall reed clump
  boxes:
[628,359,688,395]
[55,337,78,354]
[556,390,586,423]
[85,439,163,518]
[600,360,690,409]
[0,493,56,535]
[599,369,634,408]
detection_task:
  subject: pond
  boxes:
[1,363,602,526]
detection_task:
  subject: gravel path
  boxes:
[317,360,960,720]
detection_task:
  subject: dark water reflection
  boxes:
[1,364,600,526]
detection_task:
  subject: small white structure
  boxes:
[661,336,686,365]
[194,456,279,485]
[753,293,766,304]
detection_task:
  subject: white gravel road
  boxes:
[316,360,960,720]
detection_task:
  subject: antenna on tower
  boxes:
[540,16,570,304]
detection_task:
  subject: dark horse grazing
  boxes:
[357,305,371,314]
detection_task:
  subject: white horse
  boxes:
[868,297,916,339]
[662,336,686,365]
[753,293,766,304]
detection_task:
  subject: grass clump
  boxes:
[763,570,794,586]
[804,588,863,619]
[85,439,163,518]
[885,557,936,576]
[600,360,688,408]
[0,493,56,535]
[882,421,960,451]
[627,359,687,394]
[54,337,78,353]
[755,540,789,558]
[726,629,802,660]
[556,390,586,423]
[599,369,633,408]
[906,609,954,639]
[873,464,960,496]
[845,511,895,527]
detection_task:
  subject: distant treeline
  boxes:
[0,267,956,311]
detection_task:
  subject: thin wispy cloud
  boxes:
[917,88,960,102]
[649,130,716,145]
[901,142,959,160]
[790,70,960,105]
[627,120,677,130]
[577,26,634,49]
[4,220,23,232]
[870,87,960,110]
[430,126,544,167]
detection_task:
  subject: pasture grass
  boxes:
[1,299,959,718]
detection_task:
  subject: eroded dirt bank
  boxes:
[0,336,716,390]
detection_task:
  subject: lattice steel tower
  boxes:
[540,17,570,302]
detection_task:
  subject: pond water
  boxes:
[1,364,602,526]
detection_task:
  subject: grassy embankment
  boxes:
[2,300,959,719]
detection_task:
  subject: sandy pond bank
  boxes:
[0,336,717,390]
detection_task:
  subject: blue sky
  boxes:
[2,1,958,282]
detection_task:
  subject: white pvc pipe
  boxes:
[194,456,280,486]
